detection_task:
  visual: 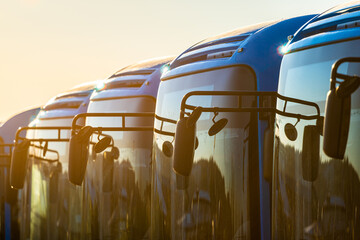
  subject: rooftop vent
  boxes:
[43,101,83,111]
[55,91,91,100]
[110,69,155,79]
[337,19,360,30]
[170,21,275,69]
[171,35,249,69]
[299,6,360,39]
[104,79,146,90]
[315,5,360,22]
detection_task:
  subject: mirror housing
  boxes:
[162,141,173,157]
[208,118,228,136]
[323,58,360,159]
[173,117,196,176]
[10,139,31,189]
[176,173,189,190]
[263,127,274,183]
[284,123,298,141]
[94,136,112,153]
[302,125,320,182]
[187,107,202,128]
[323,89,351,159]
[5,177,18,205]
[68,126,93,185]
[111,146,120,160]
[50,162,62,203]
[102,151,115,192]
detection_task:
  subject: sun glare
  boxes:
[95,82,106,91]
[160,64,170,76]
[277,44,289,55]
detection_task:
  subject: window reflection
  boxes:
[152,66,258,239]
[16,118,86,240]
[83,97,155,239]
[272,40,360,240]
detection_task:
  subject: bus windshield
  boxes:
[272,39,360,239]
[82,96,155,239]
[20,118,84,240]
[152,66,260,239]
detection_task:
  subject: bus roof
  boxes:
[0,107,40,144]
[109,56,174,79]
[90,56,174,101]
[161,15,315,92]
[38,81,101,120]
[286,1,360,53]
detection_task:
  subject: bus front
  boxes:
[0,108,40,240]
[151,16,313,240]
[72,57,173,239]
[12,82,98,240]
[272,3,360,239]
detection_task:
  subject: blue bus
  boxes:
[67,56,173,239]
[9,82,100,239]
[151,16,315,239]
[0,108,40,240]
[272,2,360,239]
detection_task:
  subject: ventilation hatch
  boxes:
[110,69,155,79]
[299,5,360,39]
[104,79,146,90]
[43,101,83,111]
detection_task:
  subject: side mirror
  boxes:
[302,125,320,182]
[173,117,196,176]
[176,173,189,190]
[187,107,202,128]
[68,126,93,186]
[102,150,115,192]
[5,175,18,205]
[263,127,274,183]
[323,89,351,159]
[50,162,62,203]
[323,58,360,159]
[94,136,112,153]
[111,146,120,160]
[208,118,228,136]
[284,123,298,141]
[162,141,173,157]
[10,139,31,189]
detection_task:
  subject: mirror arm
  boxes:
[8,127,71,164]
[331,57,360,90]
[30,143,60,162]
[14,126,71,144]
[154,114,176,137]
[71,112,156,135]
[71,112,176,136]
[0,144,15,164]
[180,91,321,122]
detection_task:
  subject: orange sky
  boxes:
[0,0,345,123]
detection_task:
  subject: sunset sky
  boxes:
[0,0,345,122]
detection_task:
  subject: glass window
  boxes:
[82,96,155,239]
[273,39,360,240]
[152,66,258,239]
[20,118,84,240]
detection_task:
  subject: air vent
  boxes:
[190,34,249,53]
[110,69,155,79]
[104,79,146,90]
[314,5,360,23]
[43,101,83,111]
[299,6,360,39]
[207,50,236,60]
[170,33,252,69]
[337,19,360,30]
[55,92,90,100]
